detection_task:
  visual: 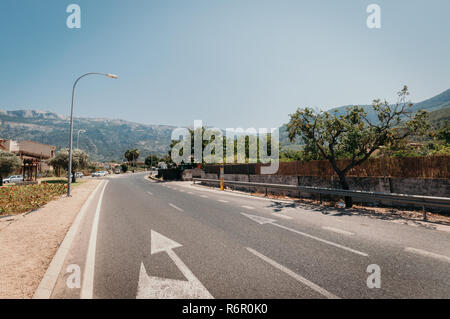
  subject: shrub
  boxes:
[0,183,66,215]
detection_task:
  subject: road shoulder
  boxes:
[0,179,101,299]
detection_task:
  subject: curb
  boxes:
[33,180,105,299]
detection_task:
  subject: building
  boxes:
[0,139,56,180]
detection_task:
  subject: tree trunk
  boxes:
[0,176,3,187]
[72,171,76,183]
[338,173,353,208]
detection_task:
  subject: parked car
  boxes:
[3,175,24,184]
[75,172,84,178]
[115,168,121,174]
[92,171,108,177]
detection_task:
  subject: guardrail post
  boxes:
[422,203,427,221]
[219,167,224,191]
[265,187,268,197]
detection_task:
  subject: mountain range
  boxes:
[1,88,449,161]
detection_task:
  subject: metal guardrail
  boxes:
[192,178,450,219]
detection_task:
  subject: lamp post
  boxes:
[76,129,86,150]
[68,73,118,197]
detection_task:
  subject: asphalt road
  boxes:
[49,173,450,299]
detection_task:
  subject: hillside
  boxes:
[327,88,450,123]
[0,110,175,162]
[280,88,450,149]
[1,89,449,161]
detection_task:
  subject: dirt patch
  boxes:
[0,179,100,299]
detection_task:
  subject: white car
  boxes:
[75,172,84,178]
[3,175,24,184]
[92,171,108,177]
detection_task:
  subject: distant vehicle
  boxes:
[115,168,121,174]
[92,171,108,177]
[75,172,84,178]
[3,175,24,184]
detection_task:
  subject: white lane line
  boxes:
[241,205,255,210]
[322,226,354,236]
[218,199,229,203]
[179,190,185,192]
[272,213,293,220]
[241,213,368,257]
[169,203,184,212]
[200,195,209,198]
[81,181,109,299]
[274,222,368,257]
[33,181,105,299]
[247,247,339,299]
[405,247,450,263]
[147,191,153,195]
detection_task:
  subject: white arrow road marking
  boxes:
[137,230,213,299]
[200,195,208,198]
[322,226,354,236]
[247,247,339,299]
[241,213,368,257]
[218,199,229,203]
[81,181,109,299]
[169,203,184,212]
[147,191,153,195]
[405,247,450,263]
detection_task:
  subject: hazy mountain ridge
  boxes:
[0,110,176,162]
[1,89,449,161]
[280,88,450,149]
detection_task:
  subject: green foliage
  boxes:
[145,154,160,167]
[0,151,22,180]
[124,149,140,166]
[168,127,279,164]
[120,163,128,172]
[0,183,66,215]
[49,148,89,172]
[286,86,430,207]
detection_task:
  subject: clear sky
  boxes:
[0,0,449,128]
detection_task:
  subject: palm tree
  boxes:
[124,149,140,167]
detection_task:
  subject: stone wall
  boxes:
[196,173,450,209]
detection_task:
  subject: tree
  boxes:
[145,154,160,168]
[124,149,140,167]
[120,163,128,173]
[286,86,429,208]
[49,148,89,182]
[0,151,22,186]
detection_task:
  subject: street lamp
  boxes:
[67,73,118,197]
[76,129,86,150]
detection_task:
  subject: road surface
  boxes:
[44,173,450,299]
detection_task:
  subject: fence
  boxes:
[203,156,450,179]
[193,178,450,219]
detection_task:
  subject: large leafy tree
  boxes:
[287,86,429,208]
[0,151,22,186]
[49,148,89,182]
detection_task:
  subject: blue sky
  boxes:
[0,0,449,128]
